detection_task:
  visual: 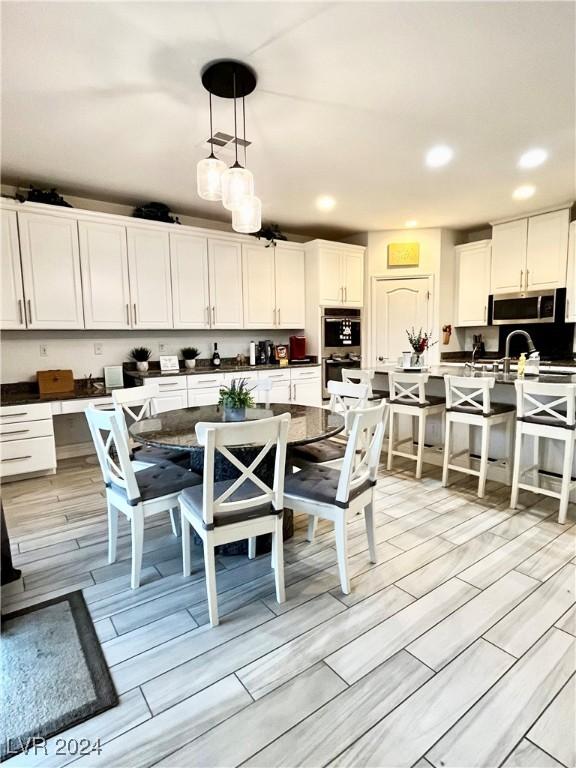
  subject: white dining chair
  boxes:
[179,412,291,626]
[283,401,387,594]
[341,369,374,398]
[86,406,202,589]
[511,380,576,523]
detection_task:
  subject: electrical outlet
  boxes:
[159,344,167,354]
[39,344,48,357]
[94,343,103,355]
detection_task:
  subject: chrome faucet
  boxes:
[502,330,537,374]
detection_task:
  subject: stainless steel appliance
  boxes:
[321,308,362,396]
[490,288,565,325]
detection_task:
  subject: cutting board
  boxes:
[37,369,75,395]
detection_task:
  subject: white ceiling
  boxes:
[1,1,574,238]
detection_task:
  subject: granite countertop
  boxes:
[125,361,320,379]
[1,379,114,406]
[441,354,576,368]
[371,364,576,385]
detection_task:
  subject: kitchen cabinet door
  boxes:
[292,380,322,407]
[343,250,364,306]
[79,220,131,329]
[170,232,210,328]
[455,241,491,326]
[318,248,343,305]
[275,246,305,328]
[127,227,173,329]
[208,239,243,328]
[242,243,276,328]
[154,391,188,413]
[1,210,26,329]
[189,387,221,406]
[18,211,84,329]
[566,222,576,322]
[491,219,528,294]
[526,209,570,290]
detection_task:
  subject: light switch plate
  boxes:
[39,344,48,357]
[94,343,103,355]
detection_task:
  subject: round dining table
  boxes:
[129,403,345,555]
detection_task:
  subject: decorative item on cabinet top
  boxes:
[15,186,72,207]
[133,201,181,224]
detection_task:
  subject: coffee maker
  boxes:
[289,335,307,362]
[257,340,275,365]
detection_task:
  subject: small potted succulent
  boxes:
[218,378,255,420]
[129,346,152,372]
[181,346,200,370]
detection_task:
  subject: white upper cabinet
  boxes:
[127,227,173,329]
[319,248,343,304]
[170,232,210,329]
[526,209,570,290]
[307,240,365,307]
[18,211,84,329]
[342,250,364,306]
[1,210,26,329]
[275,245,305,327]
[455,240,491,326]
[79,220,131,329]
[566,221,576,322]
[491,218,528,294]
[491,208,570,294]
[208,238,243,328]
[242,243,276,328]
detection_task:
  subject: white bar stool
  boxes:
[511,380,576,523]
[442,375,515,498]
[387,372,445,479]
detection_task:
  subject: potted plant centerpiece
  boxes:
[181,346,200,369]
[218,379,255,421]
[405,328,433,368]
[129,346,152,372]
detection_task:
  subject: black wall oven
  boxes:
[321,308,362,397]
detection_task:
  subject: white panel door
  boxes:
[127,227,173,329]
[208,238,243,328]
[491,219,528,294]
[455,241,491,326]
[170,232,210,328]
[373,277,430,364]
[275,246,306,328]
[343,250,364,306]
[318,249,343,305]
[526,209,570,290]
[566,222,576,322]
[242,243,276,328]
[18,212,84,329]
[79,220,131,329]
[1,210,26,329]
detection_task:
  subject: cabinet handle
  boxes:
[206,306,210,326]
[27,299,32,324]
[484,305,487,321]
[212,306,215,324]
[2,455,32,462]
[126,304,130,325]
[1,412,28,417]
[519,270,523,290]
[344,286,347,302]
[1,428,29,436]
[133,304,137,324]
[18,299,24,325]
[278,308,281,325]
[525,269,529,289]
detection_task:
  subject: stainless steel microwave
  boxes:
[490,289,564,325]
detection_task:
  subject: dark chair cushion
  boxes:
[390,395,445,408]
[519,414,573,429]
[447,402,515,417]
[284,464,375,509]
[110,462,202,505]
[291,439,348,464]
[180,478,280,530]
[132,444,190,467]
[370,389,389,400]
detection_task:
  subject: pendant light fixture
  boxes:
[199,60,261,232]
[196,92,226,201]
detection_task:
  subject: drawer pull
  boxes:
[1,412,28,417]
[159,383,182,388]
[2,455,32,462]
[1,429,29,436]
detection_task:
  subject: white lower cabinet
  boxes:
[187,372,224,407]
[291,367,322,406]
[152,376,188,412]
[0,403,56,478]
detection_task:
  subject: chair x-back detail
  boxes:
[284,402,388,594]
[341,369,374,398]
[442,375,515,498]
[86,406,201,589]
[511,380,576,523]
[179,412,291,626]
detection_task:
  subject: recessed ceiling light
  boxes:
[512,184,536,200]
[316,195,336,211]
[518,148,548,169]
[405,220,418,228]
[425,145,454,168]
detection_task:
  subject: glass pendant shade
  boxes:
[221,165,254,211]
[232,195,262,233]
[197,156,227,201]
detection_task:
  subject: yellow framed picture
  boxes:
[387,242,420,267]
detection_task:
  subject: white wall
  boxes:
[0,329,293,383]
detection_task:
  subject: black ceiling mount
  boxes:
[201,60,257,99]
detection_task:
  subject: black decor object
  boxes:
[252,223,288,248]
[133,202,181,224]
[16,186,72,207]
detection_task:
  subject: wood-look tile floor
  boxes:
[2,456,575,768]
